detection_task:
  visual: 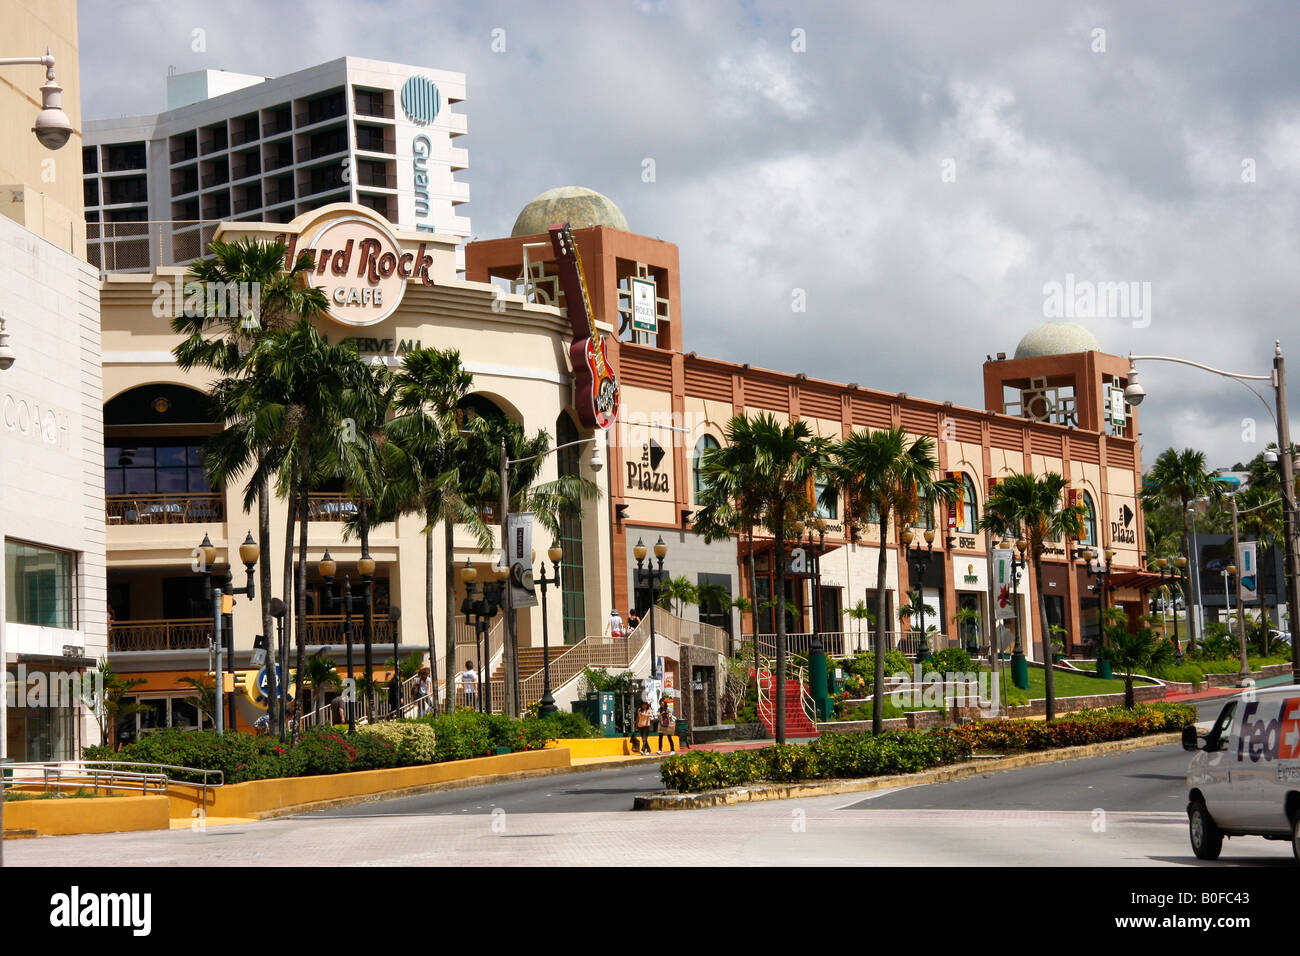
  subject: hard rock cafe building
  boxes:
[101,187,1154,728]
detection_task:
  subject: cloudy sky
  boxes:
[79,0,1300,470]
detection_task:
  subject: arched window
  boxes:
[915,492,935,531]
[693,434,720,502]
[959,474,978,534]
[1080,491,1098,546]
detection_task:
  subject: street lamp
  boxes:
[194,531,258,734]
[536,544,564,716]
[999,537,1031,689]
[900,526,941,662]
[498,434,603,716]
[269,597,288,741]
[460,561,504,712]
[0,316,15,371]
[1078,546,1118,674]
[0,50,74,149]
[318,550,369,734]
[1125,343,1299,685]
[634,536,668,698]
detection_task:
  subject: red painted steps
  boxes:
[757,674,820,738]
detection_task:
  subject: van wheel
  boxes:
[1189,800,1223,861]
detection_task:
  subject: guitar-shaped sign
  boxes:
[549,222,620,430]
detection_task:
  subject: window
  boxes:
[915,493,935,531]
[693,434,720,502]
[1080,491,1098,546]
[959,474,978,534]
[105,442,213,495]
[557,412,587,645]
[815,480,838,520]
[5,541,77,629]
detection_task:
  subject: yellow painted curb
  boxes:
[3,794,172,837]
[633,732,1183,810]
[545,737,639,758]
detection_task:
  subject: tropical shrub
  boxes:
[935,702,1195,753]
[926,648,974,675]
[357,721,439,764]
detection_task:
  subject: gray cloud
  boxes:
[78,0,1300,471]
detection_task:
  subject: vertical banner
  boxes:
[947,471,962,530]
[506,512,538,608]
[1237,540,1258,603]
[992,548,1016,619]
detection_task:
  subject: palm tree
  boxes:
[173,236,327,736]
[88,659,148,743]
[178,675,217,727]
[657,575,699,617]
[301,650,341,715]
[843,599,875,654]
[1142,448,1219,653]
[979,472,1087,722]
[701,413,829,744]
[829,427,957,735]
[1100,610,1175,708]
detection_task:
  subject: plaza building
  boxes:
[2,0,107,759]
[83,57,469,275]
[100,182,1156,727]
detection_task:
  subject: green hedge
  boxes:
[934,702,1195,753]
[659,731,972,793]
[82,710,598,784]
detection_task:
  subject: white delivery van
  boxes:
[1183,684,1300,862]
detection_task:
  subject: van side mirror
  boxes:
[1181,724,1205,752]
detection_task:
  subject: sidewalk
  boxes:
[1164,671,1296,703]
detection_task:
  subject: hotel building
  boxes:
[83,57,469,275]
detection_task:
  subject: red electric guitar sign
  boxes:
[549,222,620,430]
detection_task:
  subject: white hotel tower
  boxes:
[82,57,469,273]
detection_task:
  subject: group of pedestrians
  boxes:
[634,697,679,755]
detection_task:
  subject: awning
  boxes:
[1108,570,1166,590]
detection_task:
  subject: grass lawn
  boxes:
[982,665,1131,703]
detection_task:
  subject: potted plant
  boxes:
[1049,624,1067,663]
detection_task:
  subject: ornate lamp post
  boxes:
[634,536,668,694]
[357,552,376,719]
[998,537,1031,690]
[900,526,938,662]
[1075,545,1117,674]
[318,550,368,734]
[460,561,504,712]
[195,532,259,734]
[536,544,564,716]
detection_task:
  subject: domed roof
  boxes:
[511,186,628,237]
[1013,322,1102,359]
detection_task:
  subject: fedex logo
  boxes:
[1237,697,1300,763]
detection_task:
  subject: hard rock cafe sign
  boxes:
[277,214,435,327]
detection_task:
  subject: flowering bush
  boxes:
[356,722,439,765]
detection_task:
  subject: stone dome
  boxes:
[510,186,628,237]
[1013,322,1102,359]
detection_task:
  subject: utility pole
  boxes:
[1229,494,1250,681]
[1273,345,1300,685]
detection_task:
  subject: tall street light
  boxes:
[460,560,503,712]
[1076,545,1117,673]
[499,435,603,716]
[634,536,668,699]
[900,526,939,662]
[318,550,368,734]
[195,532,258,733]
[535,544,564,716]
[1125,342,1299,685]
[1001,537,1031,690]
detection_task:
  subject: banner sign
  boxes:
[992,548,1016,620]
[631,277,658,332]
[506,512,538,608]
[1238,540,1259,603]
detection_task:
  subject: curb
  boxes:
[253,754,668,821]
[631,732,1182,810]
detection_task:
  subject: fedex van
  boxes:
[1183,685,1300,862]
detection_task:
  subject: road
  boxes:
[5,697,1295,866]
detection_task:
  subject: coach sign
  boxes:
[277,214,435,327]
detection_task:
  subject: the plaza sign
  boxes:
[278,215,434,327]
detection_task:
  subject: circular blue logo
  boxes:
[401,75,441,125]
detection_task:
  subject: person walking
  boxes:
[657,697,678,754]
[459,660,479,710]
[415,667,432,717]
[635,700,654,755]
[604,608,625,640]
[387,669,403,719]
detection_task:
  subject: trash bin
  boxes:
[674,718,688,746]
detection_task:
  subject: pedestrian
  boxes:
[604,608,625,639]
[627,609,641,634]
[459,660,479,710]
[415,667,432,716]
[388,669,403,719]
[657,697,678,754]
[635,700,654,755]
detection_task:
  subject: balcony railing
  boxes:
[106,493,225,525]
[306,493,359,522]
[302,615,395,645]
[110,618,210,652]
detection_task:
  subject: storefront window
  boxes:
[104,441,213,495]
[815,480,838,520]
[5,541,77,629]
[557,412,587,644]
[693,434,720,502]
[1080,491,1098,547]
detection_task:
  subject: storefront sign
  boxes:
[280,215,435,327]
[2,390,71,450]
[953,557,986,590]
[1110,502,1136,544]
[506,512,538,609]
[631,277,657,332]
[626,439,670,495]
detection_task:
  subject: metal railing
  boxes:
[88,219,223,273]
[306,493,359,522]
[747,630,966,659]
[301,615,395,645]
[106,492,226,525]
[3,760,223,794]
[110,618,210,652]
